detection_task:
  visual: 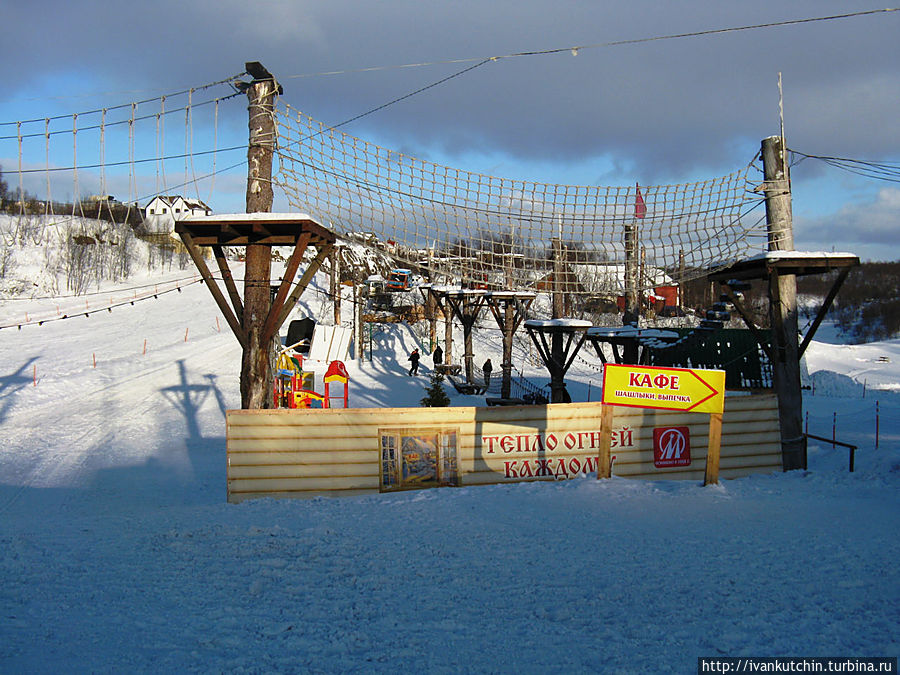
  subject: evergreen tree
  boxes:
[420,372,450,407]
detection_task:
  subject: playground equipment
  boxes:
[324,360,350,408]
[274,349,350,410]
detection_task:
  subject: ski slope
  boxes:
[1,265,898,673]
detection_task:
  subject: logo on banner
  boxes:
[653,426,691,468]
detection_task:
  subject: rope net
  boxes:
[275,103,767,299]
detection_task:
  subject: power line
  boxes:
[790,150,900,184]
[283,8,899,80]
[0,74,246,128]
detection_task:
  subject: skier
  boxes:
[408,348,420,376]
[432,344,444,366]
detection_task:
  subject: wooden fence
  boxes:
[226,394,781,502]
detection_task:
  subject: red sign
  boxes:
[653,426,691,468]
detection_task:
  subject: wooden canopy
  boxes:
[523,319,592,403]
[175,213,336,350]
[707,251,859,282]
[175,212,334,247]
[708,251,860,360]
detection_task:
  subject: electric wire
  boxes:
[282,8,899,79]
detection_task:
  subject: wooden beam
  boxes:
[261,232,311,344]
[273,243,333,333]
[703,413,723,486]
[597,404,614,479]
[799,266,851,357]
[178,232,247,349]
[561,331,588,373]
[720,285,774,362]
[212,244,243,323]
[587,339,608,365]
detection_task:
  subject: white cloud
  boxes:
[795,187,900,261]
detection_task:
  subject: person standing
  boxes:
[482,358,493,388]
[408,348,420,376]
[432,344,444,367]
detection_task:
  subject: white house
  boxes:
[143,195,212,234]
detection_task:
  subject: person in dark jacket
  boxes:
[408,348,420,376]
[432,344,443,366]
[482,358,493,388]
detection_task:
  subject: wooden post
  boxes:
[597,404,614,478]
[500,303,514,398]
[552,236,564,319]
[623,221,639,325]
[444,303,454,367]
[639,245,647,318]
[762,135,806,471]
[330,246,342,325]
[356,283,364,361]
[426,291,437,351]
[703,412,723,486]
[240,62,280,410]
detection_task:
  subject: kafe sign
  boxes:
[599,364,726,485]
[602,364,725,415]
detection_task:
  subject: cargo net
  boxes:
[274,104,766,297]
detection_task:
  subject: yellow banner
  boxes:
[602,364,725,414]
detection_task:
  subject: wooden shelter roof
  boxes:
[175,212,335,247]
[708,251,859,282]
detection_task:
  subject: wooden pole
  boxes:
[331,246,341,325]
[240,62,279,409]
[597,404,614,478]
[356,284,365,361]
[623,221,639,325]
[703,412,723,486]
[500,301,515,398]
[552,234,564,319]
[762,135,806,471]
[444,304,453,366]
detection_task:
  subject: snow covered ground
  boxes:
[1,260,898,673]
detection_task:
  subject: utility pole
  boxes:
[623,225,639,325]
[624,182,645,326]
[240,62,281,409]
[552,217,564,319]
[762,134,806,471]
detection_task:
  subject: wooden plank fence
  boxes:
[226,394,781,502]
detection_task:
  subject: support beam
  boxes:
[275,244,333,331]
[261,232,310,344]
[178,231,246,349]
[212,244,243,323]
[799,266,851,357]
[485,292,535,399]
[524,321,590,403]
[719,285,774,362]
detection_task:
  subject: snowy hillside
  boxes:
[1,241,898,672]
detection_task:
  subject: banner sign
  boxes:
[602,364,725,414]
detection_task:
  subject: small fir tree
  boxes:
[420,371,450,407]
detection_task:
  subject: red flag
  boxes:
[634,183,647,219]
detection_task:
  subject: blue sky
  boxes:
[1,1,898,260]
